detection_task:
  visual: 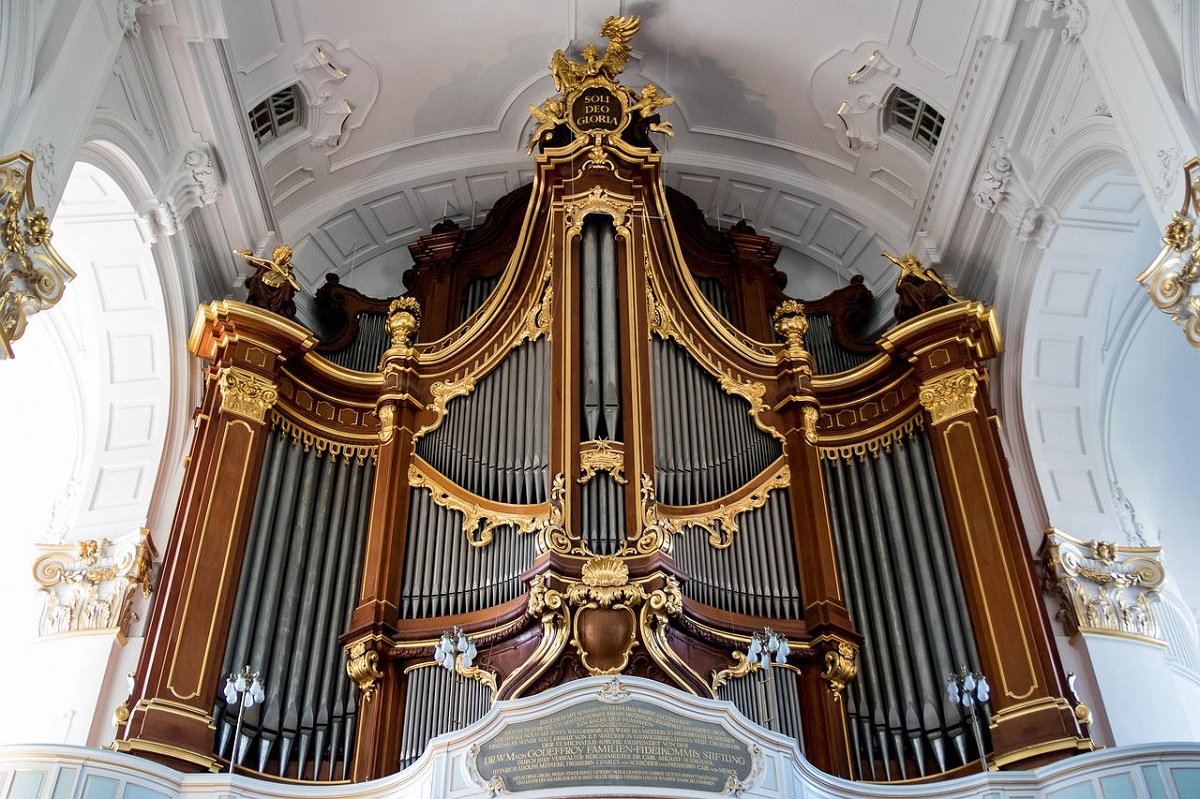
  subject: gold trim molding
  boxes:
[217,366,278,423]
[662,461,790,549]
[409,458,546,547]
[33,528,157,640]
[1041,529,1166,641]
[918,369,978,424]
[818,415,923,461]
[272,411,377,461]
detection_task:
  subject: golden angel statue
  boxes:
[235,244,300,319]
[883,251,960,322]
[526,97,568,154]
[629,83,675,136]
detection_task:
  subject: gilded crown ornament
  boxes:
[386,296,422,351]
[772,300,809,351]
[526,15,675,154]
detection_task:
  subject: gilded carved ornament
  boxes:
[412,376,476,443]
[534,473,585,556]
[564,187,632,239]
[0,150,75,359]
[386,296,422,353]
[33,528,157,640]
[1041,529,1166,641]
[377,402,395,445]
[526,16,674,154]
[217,366,279,424]
[272,412,376,461]
[578,439,627,485]
[817,638,859,700]
[346,640,385,702]
[1136,156,1200,347]
[772,300,809,354]
[664,464,790,549]
[819,415,924,462]
[918,369,979,424]
[408,462,544,547]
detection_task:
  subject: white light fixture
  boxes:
[434,626,477,672]
[946,668,990,772]
[223,665,265,773]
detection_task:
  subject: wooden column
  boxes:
[343,298,422,781]
[773,301,856,778]
[882,303,1089,770]
[118,301,315,771]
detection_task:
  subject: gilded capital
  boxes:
[1041,529,1166,641]
[918,369,978,424]
[33,528,157,641]
[217,366,278,423]
[387,296,422,352]
[817,638,859,700]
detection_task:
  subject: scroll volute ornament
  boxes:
[346,640,385,702]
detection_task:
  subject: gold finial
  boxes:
[386,296,422,351]
[772,299,809,352]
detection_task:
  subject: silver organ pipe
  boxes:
[399,488,539,619]
[416,338,550,505]
[580,215,621,441]
[399,666,493,770]
[216,428,373,780]
[580,472,626,555]
[460,275,500,324]
[804,314,873,375]
[671,490,803,620]
[716,667,804,748]
[325,311,390,372]
[694,276,732,321]
[823,427,987,780]
[649,338,782,505]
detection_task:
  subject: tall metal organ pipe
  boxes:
[580,215,621,441]
[823,427,988,781]
[215,427,373,781]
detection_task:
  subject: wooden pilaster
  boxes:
[118,302,316,771]
[882,302,1089,770]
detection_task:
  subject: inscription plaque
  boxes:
[570,86,624,132]
[471,699,755,793]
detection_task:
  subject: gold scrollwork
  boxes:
[412,376,476,443]
[1136,158,1200,348]
[377,402,395,445]
[663,463,790,549]
[0,151,75,358]
[565,186,632,239]
[578,439,627,484]
[217,366,278,423]
[802,405,819,444]
[710,651,757,692]
[818,415,923,461]
[818,639,859,700]
[534,473,585,555]
[272,412,377,461]
[345,641,384,703]
[616,474,674,556]
[567,556,647,608]
[917,369,978,425]
[408,461,544,547]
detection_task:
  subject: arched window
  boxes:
[886,87,944,153]
[248,85,304,146]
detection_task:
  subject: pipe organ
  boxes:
[115,15,1092,788]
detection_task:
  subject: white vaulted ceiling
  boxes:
[218,0,1006,303]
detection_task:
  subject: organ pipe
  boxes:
[824,427,987,780]
[215,428,373,780]
[580,215,621,441]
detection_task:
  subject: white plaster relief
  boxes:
[847,50,899,84]
[32,138,56,200]
[836,95,882,151]
[1052,0,1089,44]
[135,144,223,244]
[973,138,1057,248]
[1152,146,1182,209]
[294,42,379,152]
[117,0,153,38]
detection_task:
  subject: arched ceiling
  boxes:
[219,0,1008,303]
